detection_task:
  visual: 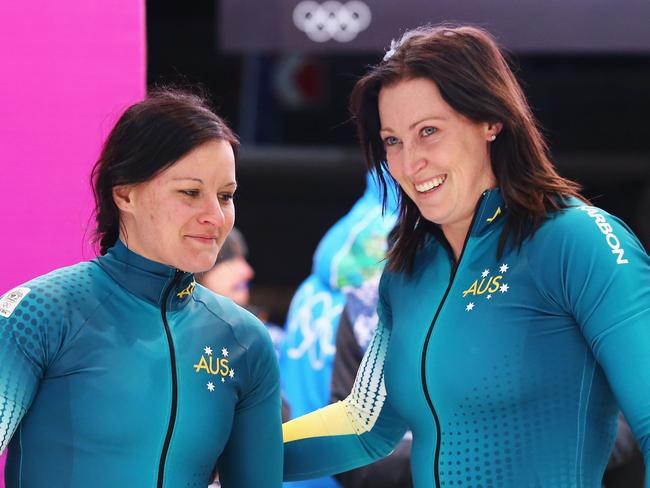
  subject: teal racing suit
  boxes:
[0,240,282,487]
[283,189,650,488]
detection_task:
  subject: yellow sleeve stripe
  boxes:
[283,401,356,443]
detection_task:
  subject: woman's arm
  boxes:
[217,322,283,487]
[283,276,408,481]
[532,206,650,484]
[331,305,413,488]
[0,286,44,453]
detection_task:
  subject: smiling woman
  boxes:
[378,77,500,256]
[0,88,283,488]
[282,24,650,488]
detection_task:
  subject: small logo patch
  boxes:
[193,345,236,390]
[461,264,510,312]
[177,280,196,299]
[486,206,502,223]
[0,287,31,318]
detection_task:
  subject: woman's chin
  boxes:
[175,256,218,274]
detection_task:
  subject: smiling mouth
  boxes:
[187,236,217,244]
[415,175,447,193]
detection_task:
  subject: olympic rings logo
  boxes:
[293,1,372,43]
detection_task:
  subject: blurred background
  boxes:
[148,0,650,323]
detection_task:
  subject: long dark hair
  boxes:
[350,24,587,273]
[91,87,239,255]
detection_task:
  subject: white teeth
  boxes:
[415,175,446,193]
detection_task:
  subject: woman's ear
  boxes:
[489,121,503,137]
[112,185,135,214]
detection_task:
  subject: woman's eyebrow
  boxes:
[171,177,203,183]
[408,115,447,130]
[381,115,447,133]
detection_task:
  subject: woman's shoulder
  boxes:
[380,233,445,287]
[193,285,271,347]
[0,261,103,319]
[537,199,635,243]
[0,262,109,369]
[527,199,643,268]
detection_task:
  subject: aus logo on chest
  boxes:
[459,264,511,313]
[193,346,237,392]
[462,275,503,297]
[194,354,230,376]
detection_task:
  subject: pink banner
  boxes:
[0,0,146,483]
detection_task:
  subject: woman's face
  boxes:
[114,139,236,273]
[199,256,254,306]
[378,77,498,235]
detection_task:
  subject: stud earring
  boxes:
[489,134,497,141]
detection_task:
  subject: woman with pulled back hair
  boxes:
[0,88,282,487]
[283,24,650,487]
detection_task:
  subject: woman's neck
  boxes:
[441,217,472,262]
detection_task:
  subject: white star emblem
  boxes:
[229,369,235,378]
[207,382,215,392]
[481,269,490,278]
[486,294,492,300]
[222,347,229,357]
[204,346,212,356]
[499,263,509,274]
[221,377,225,383]
[466,302,475,312]
[500,283,509,293]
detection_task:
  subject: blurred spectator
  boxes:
[279,171,397,488]
[199,227,254,307]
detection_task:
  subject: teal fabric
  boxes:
[281,172,397,488]
[0,240,282,488]
[284,189,650,488]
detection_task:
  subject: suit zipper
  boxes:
[421,194,485,488]
[157,269,183,488]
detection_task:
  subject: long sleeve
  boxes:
[218,325,283,488]
[331,305,413,488]
[0,286,44,453]
[529,205,650,484]
[283,276,408,481]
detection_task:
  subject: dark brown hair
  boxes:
[91,87,239,255]
[350,24,587,273]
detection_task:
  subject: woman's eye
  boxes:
[421,126,437,137]
[383,136,399,146]
[219,193,235,203]
[180,189,199,197]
